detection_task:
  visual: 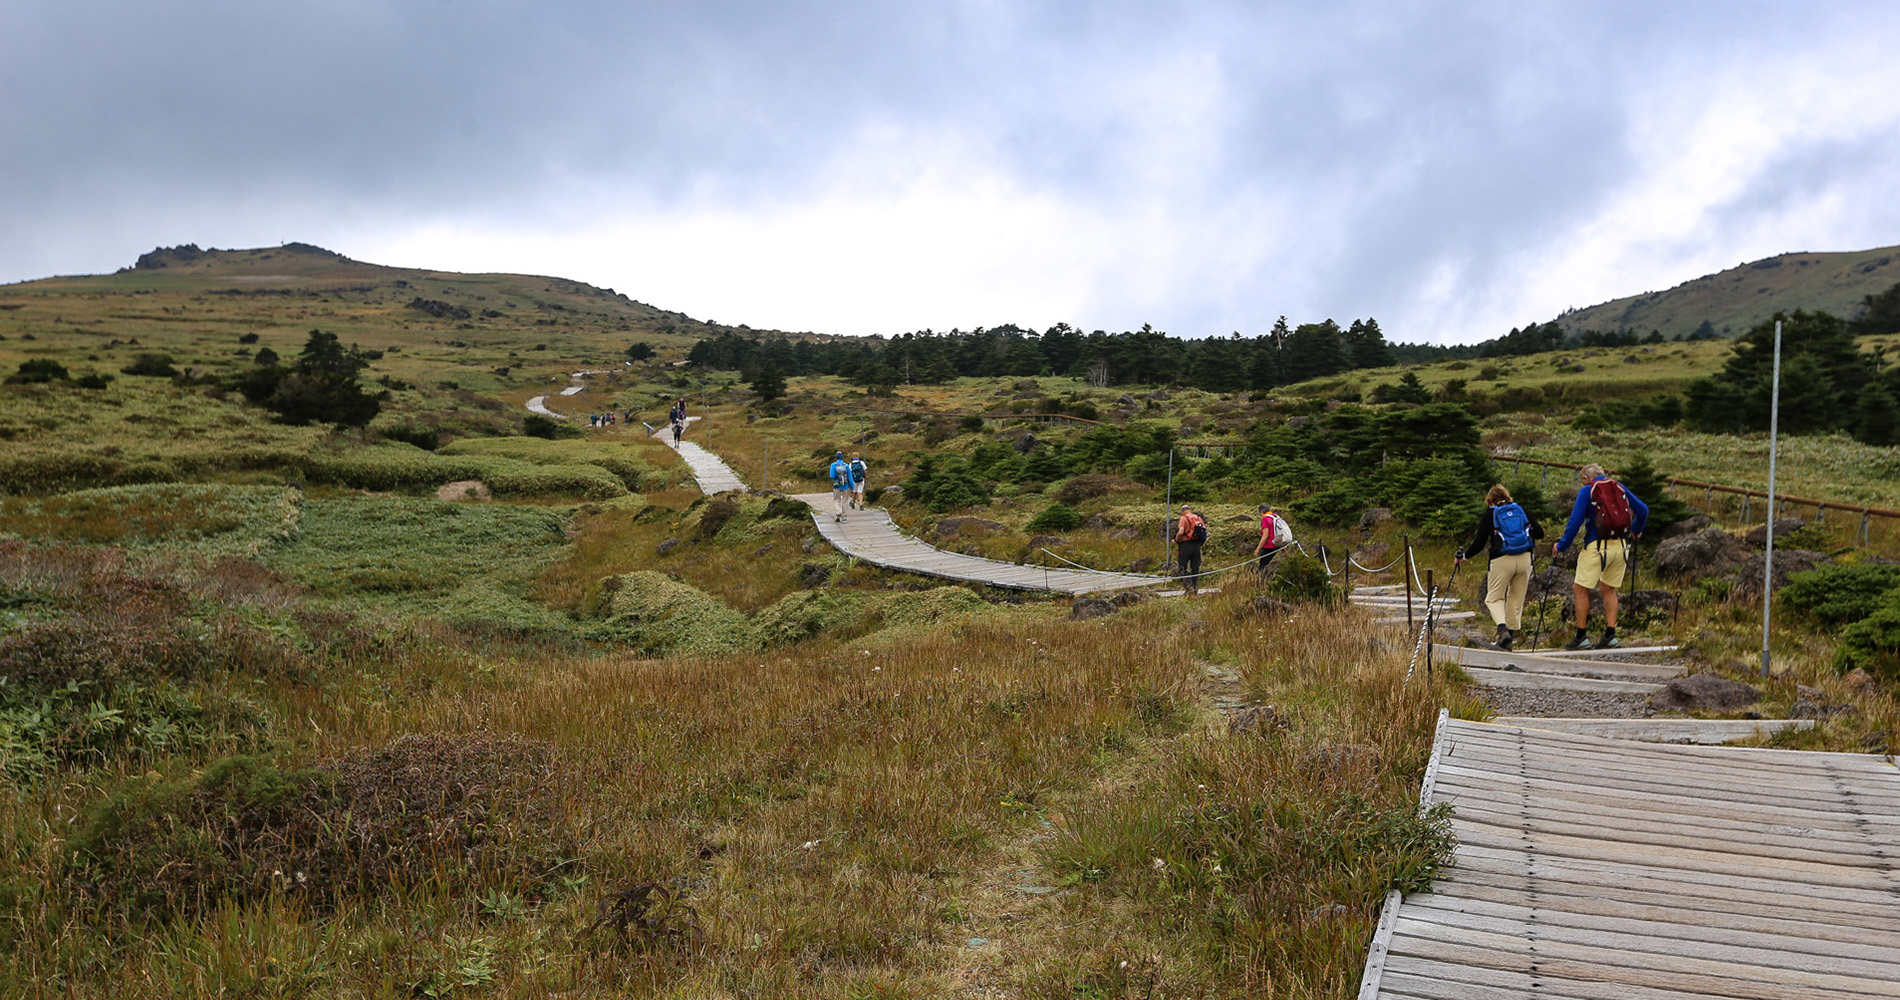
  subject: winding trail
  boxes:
[652,421,1160,595]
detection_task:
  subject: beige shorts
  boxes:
[1573,539,1629,590]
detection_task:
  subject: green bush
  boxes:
[6,360,69,384]
[1264,550,1342,607]
[1026,503,1084,533]
[588,571,755,657]
[1781,564,1900,626]
[1837,592,1900,680]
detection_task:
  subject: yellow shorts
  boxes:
[1573,538,1629,590]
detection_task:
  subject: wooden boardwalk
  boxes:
[1361,713,1900,999]
[654,423,1160,595]
[792,493,1158,595]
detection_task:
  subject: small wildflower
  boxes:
[1150,857,1166,872]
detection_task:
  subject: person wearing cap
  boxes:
[826,451,853,521]
[1174,504,1206,595]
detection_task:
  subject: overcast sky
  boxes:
[5,1,1900,344]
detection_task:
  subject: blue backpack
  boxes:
[1493,502,1533,555]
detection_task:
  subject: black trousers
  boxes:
[1177,541,1203,589]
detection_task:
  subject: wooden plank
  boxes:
[1447,806,1900,867]
[1436,781,1895,845]
[1400,898,1900,979]
[1374,612,1478,623]
[1444,727,1900,794]
[1436,734,1894,798]
[1438,644,1684,680]
[1457,667,1664,694]
[1431,761,1900,823]
[1450,840,1900,909]
[1484,717,1812,742]
[1381,956,1854,1000]
[1384,924,1900,999]
[1448,720,1898,771]
[1534,644,1682,658]
[1423,879,1900,950]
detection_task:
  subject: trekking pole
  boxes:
[1527,559,1560,652]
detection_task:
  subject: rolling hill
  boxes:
[1550,244,1899,339]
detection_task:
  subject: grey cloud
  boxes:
[4,1,1898,342]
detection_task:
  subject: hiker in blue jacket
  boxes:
[1553,463,1649,649]
[826,451,853,522]
[1455,484,1545,650]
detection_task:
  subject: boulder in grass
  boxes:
[1229,704,1290,736]
[1744,518,1806,548]
[1653,527,1749,580]
[1657,513,1711,540]
[1070,598,1116,620]
[1732,550,1832,600]
[1648,673,1761,713]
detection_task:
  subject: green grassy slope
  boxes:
[1552,245,1899,339]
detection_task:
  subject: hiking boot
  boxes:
[1497,626,1514,651]
[1599,632,1621,649]
[1564,631,1594,651]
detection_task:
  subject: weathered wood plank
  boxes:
[1456,667,1666,694]
[1437,645,1684,680]
[1483,716,1812,742]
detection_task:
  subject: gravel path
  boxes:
[1479,686,1654,718]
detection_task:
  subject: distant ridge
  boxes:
[1551,244,1899,339]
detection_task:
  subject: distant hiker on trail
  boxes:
[849,453,868,510]
[671,417,683,444]
[1455,484,1545,651]
[827,451,854,521]
[1553,463,1648,650]
[1174,505,1207,595]
[1254,503,1292,578]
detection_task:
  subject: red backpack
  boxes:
[1588,479,1633,539]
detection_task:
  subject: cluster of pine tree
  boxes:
[1684,310,1900,445]
[689,318,1408,393]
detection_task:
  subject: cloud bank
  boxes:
[5,1,1899,343]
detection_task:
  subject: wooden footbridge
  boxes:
[1361,712,1900,999]
[655,421,1160,595]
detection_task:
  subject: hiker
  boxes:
[827,451,854,521]
[1254,503,1291,577]
[849,453,868,509]
[1455,484,1545,650]
[671,417,683,444]
[1174,504,1207,595]
[1553,463,1649,650]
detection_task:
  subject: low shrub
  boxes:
[66,733,575,919]
[1781,564,1900,626]
[587,571,755,657]
[1026,503,1084,533]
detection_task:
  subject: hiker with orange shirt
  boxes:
[1174,505,1207,595]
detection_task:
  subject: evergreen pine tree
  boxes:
[749,361,787,402]
[1347,318,1396,369]
[1853,379,1899,446]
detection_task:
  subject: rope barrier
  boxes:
[1349,553,1405,574]
[1407,546,1431,597]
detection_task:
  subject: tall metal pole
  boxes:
[1162,448,1176,571]
[1761,321,1783,678]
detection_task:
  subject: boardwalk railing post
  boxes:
[1404,535,1414,631]
[1425,568,1435,686]
[1761,320,1783,678]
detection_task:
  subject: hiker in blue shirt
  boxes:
[1553,463,1649,649]
[827,451,853,522]
[1454,484,1544,650]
